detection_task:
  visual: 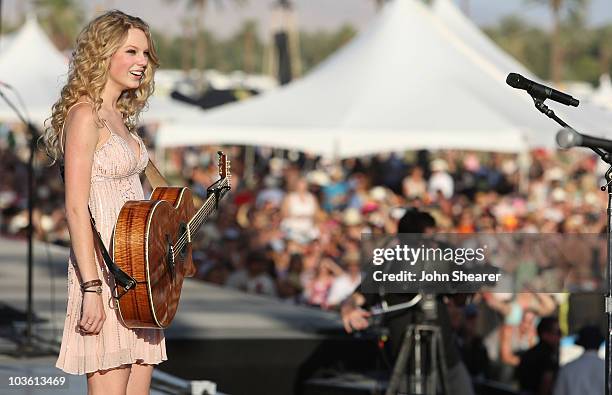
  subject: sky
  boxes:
[4,0,612,41]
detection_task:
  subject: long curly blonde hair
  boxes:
[40,10,159,163]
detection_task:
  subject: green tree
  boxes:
[526,0,589,84]
[165,0,246,87]
[560,3,599,82]
[34,0,84,51]
[484,16,550,78]
[227,20,263,73]
[299,24,356,72]
[154,24,358,76]
[594,24,612,77]
[483,13,611,84]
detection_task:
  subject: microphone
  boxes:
[506,73,579,107]
[556,127,612,152]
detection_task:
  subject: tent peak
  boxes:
[23,13,40,28]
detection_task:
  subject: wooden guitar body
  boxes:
[113,187,196,328]
[112,151,230,329]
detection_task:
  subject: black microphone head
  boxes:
[556,127,582,149]
[569,97,579,107]
[506,73,525,89]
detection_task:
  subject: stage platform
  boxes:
[0,237,374,395]
[0,237,342,339]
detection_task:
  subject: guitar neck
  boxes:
[187,178,229,238]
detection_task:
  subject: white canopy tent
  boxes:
[156,0,612,157]
[0,17,205,126]
[0,17,68,125]
[431,0,612,142]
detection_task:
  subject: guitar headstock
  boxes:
[217,151,231,185]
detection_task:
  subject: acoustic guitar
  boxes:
[112,151,231,328]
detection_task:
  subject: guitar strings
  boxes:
[171,178,229,259]
[174,179,228,254]
[172,195,215,256]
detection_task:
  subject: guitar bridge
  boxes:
[165,234,176,282]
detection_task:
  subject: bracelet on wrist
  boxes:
[83,286,102,295]
[81,279,102,289]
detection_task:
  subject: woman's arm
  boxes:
[280,194,290,218]
[499,325,520,366]
[482,292,511,316]
[63,104,106,335]
[64,105,100,284]
[322,257,345,277]
[532,292,556,317]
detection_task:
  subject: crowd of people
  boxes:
[0,126,608,392]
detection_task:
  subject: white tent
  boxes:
[142,95,209,124]
[0,16,68,124]
[0,17,205,126]
[591,74,612,111]
[156,0,612,157]
[431,0,612,143]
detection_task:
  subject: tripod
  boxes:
[384,295,449,395]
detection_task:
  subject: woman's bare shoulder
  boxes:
[65,99,95,125]
[64,102,99,148]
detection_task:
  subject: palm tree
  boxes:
[598,25,612,76]
[527,0,589,84]
[239,20,257,73]
[181,17,193,73]
[166,0,246,89]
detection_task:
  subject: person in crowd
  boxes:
[303,256,343,308]
[280,177,320,243]
[340,208,475,395]
[276,253,304,302]
[39,10,165,393]
[499,308,538,373]
[456,304,491,380]
[517,316,561,395]
[428,158,454,199]
[488,291,556,383]
[553,325,604,395]
[321,166,350,212]
[226,250,277,296]
[326,251,362,308]
[402,165,427,200]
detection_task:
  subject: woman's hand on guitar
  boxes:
[80,292,106,335]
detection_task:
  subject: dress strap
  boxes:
[98,117,115,136]
[59,101,93,153]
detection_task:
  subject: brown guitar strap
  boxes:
[59,159,169,297]
[144,159,169,189]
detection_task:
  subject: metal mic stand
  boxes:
[0,88,52,356]
[531,96,612,395]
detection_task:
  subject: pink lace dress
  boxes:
[56,105,167,374]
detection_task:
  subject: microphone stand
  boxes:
[0,88,52,357]
[531,96,612,395]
